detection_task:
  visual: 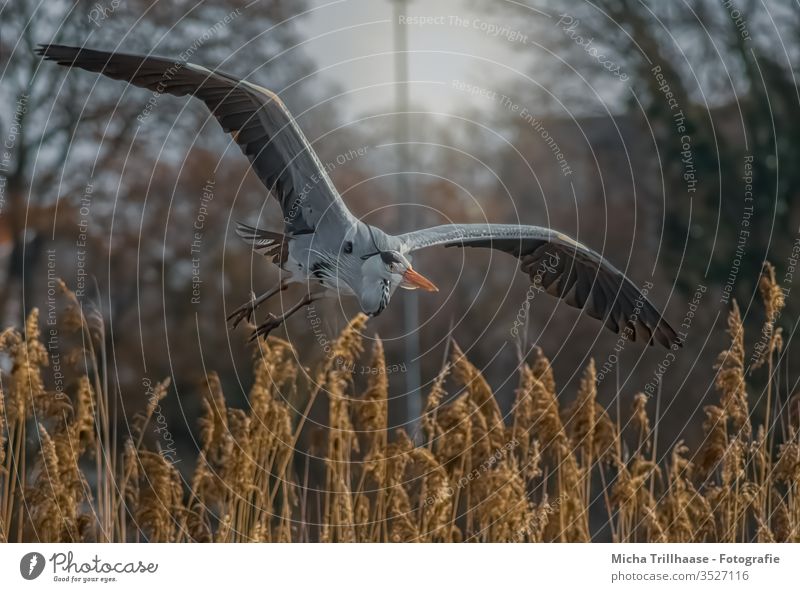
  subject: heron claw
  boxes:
[249,313,283,342]
[228,285,288,330]
[227,301,256,329]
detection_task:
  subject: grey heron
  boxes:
[37,45,679,348]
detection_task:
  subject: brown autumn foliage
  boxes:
[0,265,798,543]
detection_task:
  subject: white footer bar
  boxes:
[1,543,796,590]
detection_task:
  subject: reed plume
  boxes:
[0,265,798,542]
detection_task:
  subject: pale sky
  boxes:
[301,0,548,119]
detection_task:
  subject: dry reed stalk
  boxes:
[659,442,711,541]
[2,262,800,543]
[422,363,449,447]
[697,405,729,478]
[445,343,505,535]
[219,409,257,542]
[752,262,785,371]
[752,263,785,523]
[320,315,366,542]
[387,484,418,542]
[774,436,800,484]
[360,449,388,542]
[526,349,568,453]
[432,391,471,468]
[524,495,554,542]
[27,424,83,541]
[451,342,504,453]
[353,338,390,542]
[469,458,533,542]
[511,364,537,474]
[1,310,48,542]
[355,338,388,457]
[772,496,799,542]
[57,282,118,541]
[564,360,598,463]
[562,359,601,538]
[521,349,588,542]
[250,338,296,541]
[131,450,184,542]
[631,393,651,453]
[714,301,751,439]
[186,372,230,539]
[373,431,417,542]
[611,455,661,542]
[407,447,452,541]
[354,491,371,541]
[28,375,97,542]
[429,388,475,538]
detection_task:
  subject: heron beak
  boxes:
[402,267,438,292]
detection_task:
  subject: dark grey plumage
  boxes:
[36,44,354,237]
[400,224,678,348]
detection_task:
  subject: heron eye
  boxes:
[343,241,353,254]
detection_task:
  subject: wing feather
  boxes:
[36,44,354,236]
[400,224,678,348]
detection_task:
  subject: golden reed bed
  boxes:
[1,264,798,542]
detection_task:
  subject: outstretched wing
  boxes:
[400,224,678,348]
[37,44,354,236]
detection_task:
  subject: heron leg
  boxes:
[227,282,288,329]
[249,292,318,342]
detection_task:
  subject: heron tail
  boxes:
[235,222,288,262]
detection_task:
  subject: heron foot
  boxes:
[247,293,316,343]
[228,283,288,330]
[249,313,285,342]
[227,299,257,329]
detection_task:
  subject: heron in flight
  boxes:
[38,45,678,347]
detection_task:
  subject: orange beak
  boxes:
[402,267,438,292]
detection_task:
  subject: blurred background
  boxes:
[0,0,798,462]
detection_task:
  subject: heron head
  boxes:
[358,227,437,315]
[360,226,437,291]
[362,249,438,292]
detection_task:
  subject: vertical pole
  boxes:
[392,0,421,437]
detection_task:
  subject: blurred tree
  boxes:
[507,0,800,299]
[0,0,332,450]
